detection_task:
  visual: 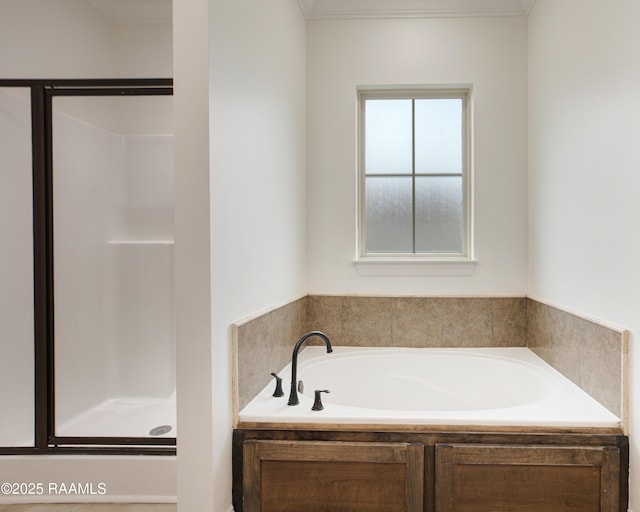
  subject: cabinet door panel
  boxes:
[244,440,424,512]
[436,444,619,512]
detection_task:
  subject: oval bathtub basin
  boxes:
[238,346,621,429]
[299,351,548,411]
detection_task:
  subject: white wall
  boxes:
[174,0,307,509]
[115,22,173,78]
[306,17,528,296]
[0,0,171,79]
[0,0,115,78]
[210,0,308,508]
[172,0,214,508]
[528,0,640,508]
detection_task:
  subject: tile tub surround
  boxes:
[232,297,307,416]
[528,300,628,421]
[233,296,527,413]
[233,295,627,427]
[307,296,528,348]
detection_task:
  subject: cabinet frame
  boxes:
[232,428,629,512]
[436,443,620,512]
[243,440,424,512]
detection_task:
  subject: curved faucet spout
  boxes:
[287,331,332,406]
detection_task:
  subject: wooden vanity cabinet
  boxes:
[242,440,424,512]
[233,429,628,512]
[435,443,620,512]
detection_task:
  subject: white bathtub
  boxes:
[238,346,621,429]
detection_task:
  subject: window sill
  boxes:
[353,257,477,277]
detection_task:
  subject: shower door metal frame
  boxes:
[0,79,176,456]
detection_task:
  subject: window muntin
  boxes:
[359,89,470,259]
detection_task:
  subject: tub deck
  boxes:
[237,346,622,434]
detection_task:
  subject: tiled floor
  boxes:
[0,505,176,512]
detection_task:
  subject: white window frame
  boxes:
[354,86,476,276]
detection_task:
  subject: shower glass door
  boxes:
[0,87,35,447]
[51,90,175,441]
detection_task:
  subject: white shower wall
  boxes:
[0,89,34,447]
[52,100,175,433]
[110,134,175,400]
[107,241,174,399]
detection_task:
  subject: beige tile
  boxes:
[236,312,283,409]
[531,303,581,385]
[578,323,623,417]
[341,296,393,346]
[236,298,306,410]
[527,298,624,418]
[440,298,492,347]
[391,297,443,347]
[289,296,308,344]
[306,295,342,344]
[526,299,546,349]
[549,307,582,384]
[265,305,294,397]
[491,297,527,347]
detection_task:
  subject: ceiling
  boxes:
[86,0,536,24]
[298,0,536,19]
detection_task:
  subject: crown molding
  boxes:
[299,0,534,19]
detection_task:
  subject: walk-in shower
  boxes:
[0,79,175,454]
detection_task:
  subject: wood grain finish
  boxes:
[243,440,424,512]
[435,444,620,512]
[233,429,629,512]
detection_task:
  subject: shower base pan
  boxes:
[55,393,176,438]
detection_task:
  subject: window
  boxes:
[356,88,475,276]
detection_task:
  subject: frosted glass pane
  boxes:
[365,177,413,253]
[415,176,463,253]
[365,99,412,175]
[415,99,462,174]
[0,88,35,446]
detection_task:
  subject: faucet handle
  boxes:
[311,389,330,411]
[270,372,284,397]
